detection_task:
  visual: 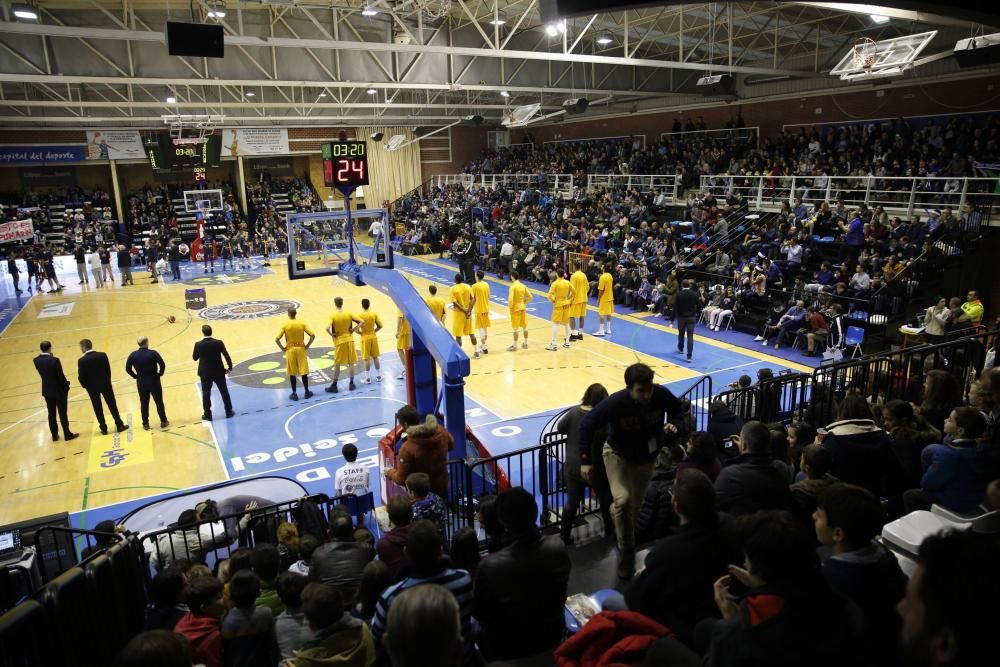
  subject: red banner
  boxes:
[0,219,33,243]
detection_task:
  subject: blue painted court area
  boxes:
[0,293,31,335]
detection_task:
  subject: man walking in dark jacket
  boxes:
[168,242,182,281]
[33,340,77,442]
[673,279,700,363]
[473,488,571,662]
[192,324,234,421]
[714,421,791,515]
[78,338,127,435]
[578,363,687,579]
[125,336,169,430]
[116,244,134,285]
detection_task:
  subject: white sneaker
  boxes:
[754,335,764,341]
[507,344,516,351]
[521,342,528,349]
[482,347,488,354]
[593,330,606,336]
[562,341,570,348]
[376,375,383,382]
[762,340,769,346]
[606,329,612,335]
[364,377,372,384]
[546,344,558,351]
[473,351,480,359]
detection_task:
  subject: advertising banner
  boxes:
[20,167,77,187]
[85,130,147,160]
[0,219,34,244]
[221,128,290,156]
[0,146,87,164]
[247,157,295,177]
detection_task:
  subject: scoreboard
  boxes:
[322,141,369,188]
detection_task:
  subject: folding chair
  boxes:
[845,326,865,359]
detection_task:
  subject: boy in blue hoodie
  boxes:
[906,407,991,513]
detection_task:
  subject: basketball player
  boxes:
[546,270,573,351]
[202,232,215,273]
[325,297,361,393]
[594,263,615,336]
[356,298,383,383]
[220,237,234,271]
[507,270,532,351]
[425,284,447,325]
[449,273,479,358]
[396,307,411,380]
[569,265,589,341]
[275,307,315,401]
[471,271,491,355]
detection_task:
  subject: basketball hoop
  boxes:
[852,37,879,70]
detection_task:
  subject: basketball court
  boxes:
[0,231,810,529]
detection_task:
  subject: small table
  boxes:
[899,325,924,348]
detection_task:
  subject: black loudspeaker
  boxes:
[415,126,430,137]
[167,22,225,58]
[562,98,590,115]
[698,74,735,96]
[462,115,484,127]
[954,35,1000,68]
[370,132,384,142]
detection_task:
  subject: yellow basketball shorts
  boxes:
[451,313,472,337]
[285,347,309,376]
[361,337,380,360]
[552,305,569,325]
[396,333,411,351]
[570,303,587,318]
[474,312,491,330]
[510,310,526,329]
[334,340,357,365]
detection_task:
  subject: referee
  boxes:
[673,279,700,363]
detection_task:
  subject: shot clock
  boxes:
[322,140,369,189]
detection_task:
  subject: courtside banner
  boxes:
[0,219,33,243]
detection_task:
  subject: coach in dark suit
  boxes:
[33,340,77,442]
[126,336,169,430]
[193,324,234,421]
[78,338,127,435]
[673,279,701,363]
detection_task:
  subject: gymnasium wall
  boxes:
[511,75,1000,145]
[0,163,111,195]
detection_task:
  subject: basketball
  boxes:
[168,315,176,323]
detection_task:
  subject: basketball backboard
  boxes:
[184,189,224,212]
[830,31,938,80]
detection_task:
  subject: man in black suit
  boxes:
[7,253,22,293]
[33,340,77,442]
[125,336,169,430]
[192,324,234,421]
[78,338,127,435]
[673,279,701,363]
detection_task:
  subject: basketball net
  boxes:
[852,38,879,70]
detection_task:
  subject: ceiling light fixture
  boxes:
[490,11,507,26]
[206,2,226,19]
[11,3,38,20]
[245,91,255,97]
[317,92,327,98]
[870,14,890,24]
[362,4,378,17]
[545,19,567,38]
[166,96,177,104]
[367,88,378,95]
[596,30,613,45]
[500,90,510,98]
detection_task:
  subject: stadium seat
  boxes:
[84,554,129,659]
[106,540,148,637]
[931,504,1000,534]
[0,599,51,666]
[40,568,98,666]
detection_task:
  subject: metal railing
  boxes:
[699,174,1000,219]
[586,173,680,199]
[425,173,574,194]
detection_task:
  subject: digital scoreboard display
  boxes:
[147,135,222,171]
[322,141,369,188]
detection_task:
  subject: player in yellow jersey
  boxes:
[546,270,574,351]
[324,296,361,393]
[471,270,492,355]
[356,298,383,384]
[275,307,316,401]
[569,266,590,341]
[595,263,615,336]
[449,273,479,358]
[507,270,532,351]
[395,307,410,380]
[425,284,447,325]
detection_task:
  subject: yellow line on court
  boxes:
[402,255,815,374]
